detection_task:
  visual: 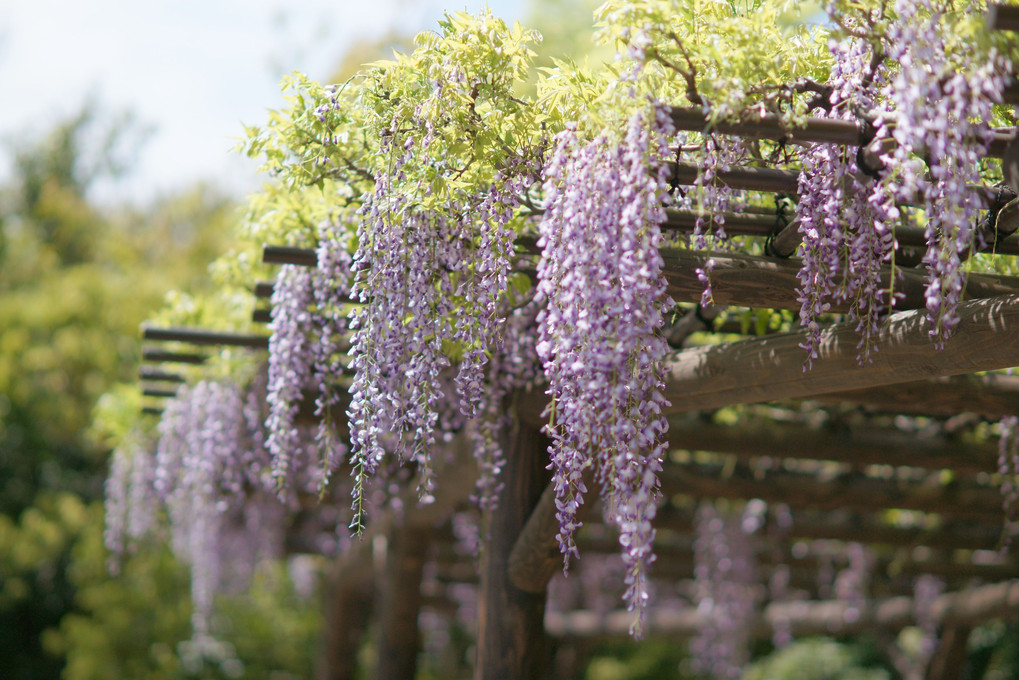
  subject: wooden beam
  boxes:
[264,244,318,267]
[508,469,595,594]
[812,373,1019,419]
[648,504,1015,553]
[475,394,551,680]
[254,280,275,298]
[141,347,206,364]
[546,579,1019,639]
[660,463,1006,521]
[665,416,999,474]
[142,386,179,399]
[138,367,185,383]
[988,3,1019,31]
[669,107,1014,159]
[376,526,432,680]
[670,107,864,146]
[141,326,270,349]
[663,294,1019,414]
[660,248,1019,312]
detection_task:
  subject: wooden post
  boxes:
[474,393,551,680]
[317,559,374,680]
[376,526,432,680]
[925,625,972,680]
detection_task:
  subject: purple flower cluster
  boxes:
[266,221,354,498]
[882,0,1005,346]
[690,135,746,305]
[796,37,897,367]
[691,503,760,679]
[833,541,872,625]
[913,574,944,666]
[345,131,532,531]
[468,298,543,514]
[998,415,1019,534]
[536,108,673,637]
[104,439,158,574]
[147,380,286,635]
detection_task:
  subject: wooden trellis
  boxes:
[134,7,1019,680]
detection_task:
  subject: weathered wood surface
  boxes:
[660,248,1019,312]
[508,469,594,594]
[318,436,476,679]
[475,393,551,680]
[316,559,373,680]
[546,579,1019,639]
[376,526,432,680]
[664,294,1019,414]
[141,325,270,349]
[666,415,998,473]
[812,373,1019,419]
[660,462,1006,521]
[925,625,972,680]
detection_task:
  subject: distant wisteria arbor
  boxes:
[114,1,1019,679]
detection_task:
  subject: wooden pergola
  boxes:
[135,7,1019,679]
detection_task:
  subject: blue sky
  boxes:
[0,0,524,205]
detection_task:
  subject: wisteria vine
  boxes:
[536,108,673,636]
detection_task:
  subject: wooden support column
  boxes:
[376,525,432,680]
[475,393,551,680]
[317,559,374,680]
[317,434,477,680]
[925,625,972,680]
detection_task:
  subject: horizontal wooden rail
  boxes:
[663,294,1019,414]
[660,248,1019,312]
[665,415,998,474]
[140,347,207,364]
[546,579,1019,638]
[138,367,185,383]
[650,506,1014,553]
[254,281,274,298]
[263,245,317,267]
[669,107,1014,159]
[142,326,270,349]
[815,373,1019,419]
[142,387,179,399]
[660,463,1006,521]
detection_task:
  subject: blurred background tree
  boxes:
[0,103,234,679]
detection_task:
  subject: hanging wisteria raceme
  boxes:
[267,264,317,494]
[265,220,355,497]
[347,173,456,530]
[310,221,354,488]
[833,541,873,625]
[467,297,542,515]
[691,503,760,679]
[147,380,287,636]
[882,0,1006,346]
[689,135,747,305]
[345,119,534,531]
[913,574,944,669]
[997,415,1019,537]
[795,36,897,367]
[536,107,673,637]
